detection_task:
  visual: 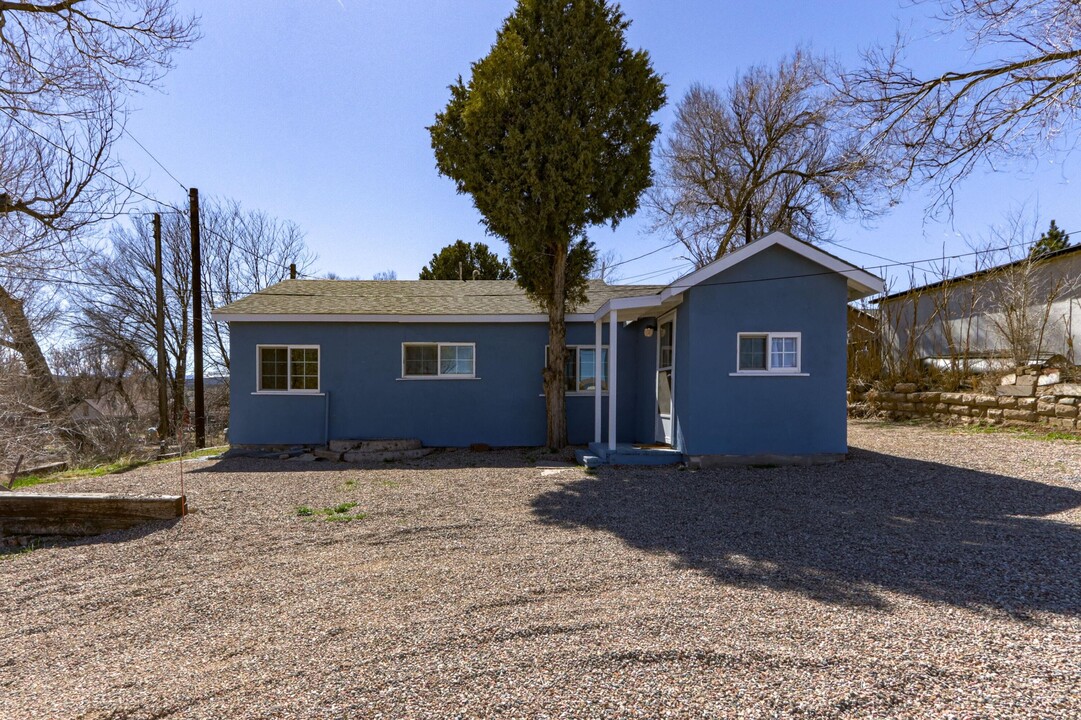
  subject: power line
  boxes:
[1,100,1066,301]
[8,231,1072,308]
[0,107,176,211]
[664,233,1079,294]
[819,238,902,266]
[614,228,1078,293]
[602,238,683,270]
[10,224,1068,298]
[120,125,188,192]
[617,262,695,283]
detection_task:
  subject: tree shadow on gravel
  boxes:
[531,448,1081,616]
[1,516,181,555]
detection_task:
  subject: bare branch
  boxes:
[840,0,1081,214]
[648,51,891,267]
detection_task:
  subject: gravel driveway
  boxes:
[3,420,1080,719]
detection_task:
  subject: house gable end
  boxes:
[661,231,883,302]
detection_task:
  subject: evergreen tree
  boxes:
[1030,219,1071,258]
[419,240,515,280]
[430,0,665,448]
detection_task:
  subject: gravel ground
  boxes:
[2,419,1080,719]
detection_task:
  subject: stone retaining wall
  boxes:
[849,380,1081,431]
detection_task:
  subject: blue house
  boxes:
[213,232,883,465]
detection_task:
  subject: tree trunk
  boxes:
[0,282,88,449]
[543,249,569,450]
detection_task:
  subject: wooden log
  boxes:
[0,493,186,537]
[8,461,67,480]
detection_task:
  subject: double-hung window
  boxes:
[550,345,608,393]
[258,345,320,392]
[736,333,802,374]
[402,343,475,378]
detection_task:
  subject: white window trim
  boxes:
[543,344,610,396]
[400,342,477,380]
[730,332,808,376]
[255,344,322,393]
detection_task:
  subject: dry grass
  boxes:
[2,420,1079,718]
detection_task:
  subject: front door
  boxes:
[655,314,675,444]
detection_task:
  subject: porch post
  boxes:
[594,318,602,444]
[608,309,618,452]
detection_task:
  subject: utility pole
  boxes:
[154,213,169,442]
[744,206,752,246]
[289,263,297,280]
[190,188,206,448]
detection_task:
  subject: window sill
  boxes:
[397,376,480,381]
[540,392,610,397]
[251,391,325,396]
[728,372,809,377]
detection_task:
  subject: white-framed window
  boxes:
[257,345,320,392]
[735,332,802,374]
[546,345,609,393]
[402,342,476,378]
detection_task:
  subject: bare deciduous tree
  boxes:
[74,212,192,432]
[878,208,1081,387]
[971,210,1081,365]
[200,198,315,376]
[0,0,196,444]
[879,270,939,383]
[0,346,55,473]
[0,114,123,427]
[842,0,1081,212]
[648,51,888,267]
[0,273,66,415]
[74,200,315,431]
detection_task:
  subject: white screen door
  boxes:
[656,315,674,444]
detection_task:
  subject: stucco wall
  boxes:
[673,245,850,456]
[228,320,641,447]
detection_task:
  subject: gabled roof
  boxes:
[214,232,882,324]
[662,231,884,301]
[877,242,1081,302]
[592,231,885,320]
[212,279,665,322]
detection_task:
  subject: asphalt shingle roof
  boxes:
[213,279,665,317]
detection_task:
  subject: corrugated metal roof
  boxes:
[214,279,665,317]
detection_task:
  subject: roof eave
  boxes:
[210,312,599,324]
[658,230,885,301]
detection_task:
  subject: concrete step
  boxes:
[342,447,434,464]
[605,452,683,466]
[312,448,343,462]
[580,443,684,467]
[328,438,422,453]
[574,449,605,468]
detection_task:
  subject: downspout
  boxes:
[324,391,331,447]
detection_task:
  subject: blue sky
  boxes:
[116,0,1077,291]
